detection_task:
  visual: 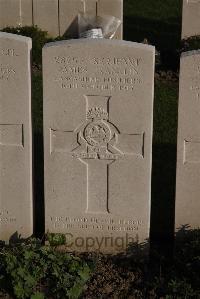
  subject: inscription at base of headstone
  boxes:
[43,39,154,253]
[176,50,200,231]
[182,0,200,39]
[0,32,33,241]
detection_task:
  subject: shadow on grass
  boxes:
[124,15,181,70]
[81,226,200,298]
[150,143,177,257]
[33,133,44,238]
[0,227,199,299]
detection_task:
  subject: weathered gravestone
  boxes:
[43,39,155,252]
[182,0,200,39]
[0,32,33,241]
[176,50,200,231]
[0,0,32,29]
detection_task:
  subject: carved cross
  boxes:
[51,95,144,214]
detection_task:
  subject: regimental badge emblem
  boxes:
[72,102,123,161]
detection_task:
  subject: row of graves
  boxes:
[0,0,200,253]
[0,0,123,39]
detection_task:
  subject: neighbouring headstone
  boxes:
[59,0,123,39]
[0,0,32,29]
[182,0,200,39]
[176,50,200,231]
[33,0,59,37]
[43,39,155,253]
[0,32,33,241]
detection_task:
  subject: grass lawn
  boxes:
[124,0,182,69]
[125,0,182,20]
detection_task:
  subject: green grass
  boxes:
[154,81,178,145]
[0,239,93,299]
[124,0,182,69]
[124,0,182,21]
[32,73,43,134]
[0,230,200,299]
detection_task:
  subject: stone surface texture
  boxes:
[0,32,33,241]
[176,50,200,231]
[59,0,83,37]
[182,0,200,39]
[98,0,123,39]
[0,0,32,28]
[33,0,59,37]
[43,39,154,253]
[0,0,21,28]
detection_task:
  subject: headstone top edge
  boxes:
[0,32,32,47]
[181,49,200,58]
[43,38,155,53]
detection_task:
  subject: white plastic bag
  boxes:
[78,12,121,39]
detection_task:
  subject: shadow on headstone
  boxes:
[9,232,32,244]
[0,232,33,245]
[62,17,79,39]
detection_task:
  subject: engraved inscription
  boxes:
[50,216,143,231]
[0,48,19,57]
[0,210,16,225]
[51,95,144,215]
[0,64,16,81]
[54,56,142,92]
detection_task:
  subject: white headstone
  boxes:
[19,0,33,27]
[0,32,33,241]
[43,39,155,253]
[33,0,59,37]
[182,0,200,39]
[0,0,32,29]
[176,50,200,231]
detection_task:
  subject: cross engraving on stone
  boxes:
[51,95,144,214]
